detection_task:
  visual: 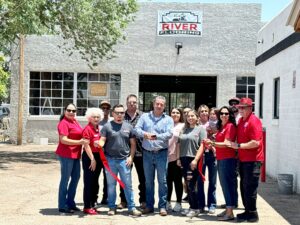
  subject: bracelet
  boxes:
[212,141,216,147]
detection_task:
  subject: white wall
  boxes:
[256,3,300,193]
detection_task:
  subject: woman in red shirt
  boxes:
[204,106,237,221]
[56,103,88,214]
[81,108,104,215]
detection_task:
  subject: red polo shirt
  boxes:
[215,122,237,160]
[82,123,101,153]
[237,113,264,162]
[55,117,83,159]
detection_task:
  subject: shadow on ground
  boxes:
[258,177,300,225]
[0,150,57,169]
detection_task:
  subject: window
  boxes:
[138,92,195,114]
[273,78,280,119]
[259,83,263,118]
[236,76,255,110]
[29,72,121,116]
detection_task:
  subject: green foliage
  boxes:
[0,56,9,103]
[0,0,138,65]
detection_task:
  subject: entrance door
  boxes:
[139,75,216,113]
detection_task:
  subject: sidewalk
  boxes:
[0,144,298,225]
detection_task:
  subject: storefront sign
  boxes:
[90,83,107,96]
[157,10,202,36]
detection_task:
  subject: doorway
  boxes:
[139,75,217,113]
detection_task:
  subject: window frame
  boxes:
[273,77,280,119]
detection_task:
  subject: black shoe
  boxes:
[59,208,74,214]
[237,211,248,222]
[69,206,81,211]
[182,195,188,202]
[247,211,259,223]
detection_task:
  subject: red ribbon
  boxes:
[98,147,125,189]
[197,155,206,182]
[198,141,206,182]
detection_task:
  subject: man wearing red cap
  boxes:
[228,98,264,223]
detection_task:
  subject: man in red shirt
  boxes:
[228,98,264,223]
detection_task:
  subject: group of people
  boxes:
[55,94,264,223]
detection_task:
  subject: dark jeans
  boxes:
[239,161,261,212]
[82,151,103,208]
[181,157,205,210]
[218,158,237,207]
[167,160,183,203]
[120,156,146,204]
[202,151,217,208]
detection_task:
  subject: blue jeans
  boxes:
[218,158,237,208]
[143,149,168,210]
[181,157,205,209]
[105,157,136,211]
[58,156,80,209]
[202,151,217,209]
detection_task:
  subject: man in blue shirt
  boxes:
[135,96,173,216]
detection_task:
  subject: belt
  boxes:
[142,148,168,153]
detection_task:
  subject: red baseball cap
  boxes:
[237,98,253,107]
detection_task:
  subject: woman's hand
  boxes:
[190,159,198,171]
[89,159,96,171]
[81,138,90,145]
[176,159,182,168]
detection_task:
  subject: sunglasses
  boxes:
[66,109,76,113]
[101,107,110,110]
[220,112,229,115]
[114,111,125,115]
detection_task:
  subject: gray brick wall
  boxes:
[9,3,261,143]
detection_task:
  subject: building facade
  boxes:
[9,3,261,143]
[256,2,300,193]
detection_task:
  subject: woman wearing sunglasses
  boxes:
[56,103,89,214]
[204,106,237,221]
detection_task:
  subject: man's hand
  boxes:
[126,156,133,167]
[144,132,157,140]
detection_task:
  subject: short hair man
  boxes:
[135,96,174,216]
[118,94,146,209]
[228,97,241,123]
[228,98,264,223]
[99,104,141,216]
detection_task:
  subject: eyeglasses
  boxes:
[66,109,76,113]
[114,111,125,115]
[220,112,229,115]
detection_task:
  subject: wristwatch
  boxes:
[237,143,241,148]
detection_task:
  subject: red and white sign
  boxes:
[157,10,202,36]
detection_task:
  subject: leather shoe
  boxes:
[237,211,249,222]
[247,211,259,222]
[218,214,234,221]
[69,206,81,211]
[58,208,74,214]
[142,207,154,214]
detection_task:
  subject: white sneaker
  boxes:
[166,201,172,211]
[173,202,182,212]
[186,209,200,218]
